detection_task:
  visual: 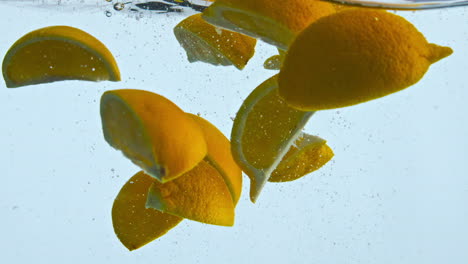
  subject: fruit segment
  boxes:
[2,25,120,88]
[278,9,453,111]
[146,160,235,226]
[112,171,183,251]
[231,75,316,202]
[100,89,207,183]
[202,0,335,50]
[174,13,256,70]
[188,114,242,205]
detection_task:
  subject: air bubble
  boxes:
[105,10,112,17]
[113,2,125,11]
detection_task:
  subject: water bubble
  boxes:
[105,10,112,17]
[105,0,112,2]
[113,2,125,11]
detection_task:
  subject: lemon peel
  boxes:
[278,9,453,111]
[269,134,334,182]
[231,75,315,202]
[174,13,256,70]
[100,89,207,183]
[112,171,183,251]
[146,160,235,226]
[202,0,336,50]
[187,114,242,205]
[2,25,120,88]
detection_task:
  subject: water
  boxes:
[0,1,467,263]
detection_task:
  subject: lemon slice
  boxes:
[187,114,242,205]
[269,134,334,182]
[100,89,207,183]
[278,9,453,111]
[2,25,120,88]
[202,0,335,50]
[231,74,321,202]
[146,160,235,226]
[174,13,256,70]
[112,171,183,251]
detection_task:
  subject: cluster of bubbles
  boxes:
[103,0,145,19]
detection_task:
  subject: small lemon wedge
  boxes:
[174,13,256,70]
[112,171,183,251]
[202,0,335,50]
[231,75,333,202]
[100,89,207,183]
[2,25,120,88]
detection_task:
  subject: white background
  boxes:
[0,1,467,263]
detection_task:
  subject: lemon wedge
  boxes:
[100,89,207,183]
[2,25,120,88]
[112,171,183,251]
[174,13,256,70]
[279,9,453,111]
[202,0,335,50]
[231,75,333,202]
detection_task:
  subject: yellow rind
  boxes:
[2,25,120,88]
[146,160,235,226]
[112,171,182,251]
[100,89,207,183]
[231,75,313,202]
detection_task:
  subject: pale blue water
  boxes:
[0,1,467,263]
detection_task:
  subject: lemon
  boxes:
[202,0,336,50]
[269,134,334,182]
[112,171,183,251]
[263,49,286,70]
[145,114,241,226]
[2,25,120,88]
[174,13,256,70]
[187,114,242,205]
[146,160,235,226]
[100,89,207,183]
[231,75,333,202]
[278,9,453,111]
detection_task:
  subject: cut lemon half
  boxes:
[188,114,242,205]
[2,25,120,88]
[269,134,334,182]
[146,160,235,226]
[100,89,207,183]
[202,0,336,50]
[231,75,316,203]
[112,171,183,251]
[174,13,256,70]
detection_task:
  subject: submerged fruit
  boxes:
[174,13,256,70]
[112,172,183,251]
[202,0,335,50]
[100,89,207,183]
[231,75,333,202]
[279,9,453,111]
[146,160,235,226]
[2,25,120,88]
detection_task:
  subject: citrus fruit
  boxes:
[269,134,334,182]
[231,75,334,202]
[187,114,242,205]
[146,160,235,226]
[100,89,207,183]
[202,0,336,50]
[278,9,453,111]
[263,49,286,70]
[174,13,256,70]
[112,171,183,251]
[2,25,120,88]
